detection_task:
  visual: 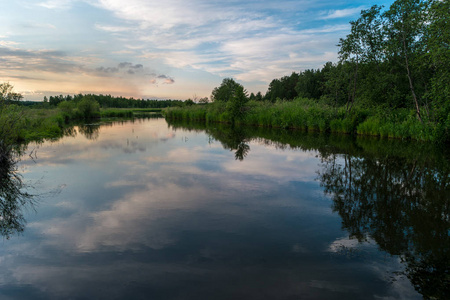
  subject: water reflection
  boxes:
[209,126,251,161]
[0,144,34,239]
[169,119,450,299]
[319,152,449,299]
[78,124,101,140]
[0,118,448,299]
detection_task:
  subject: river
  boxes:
[0,116,448,299]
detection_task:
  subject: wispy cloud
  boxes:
[19,22,57,30]
[38,0,75,10]
[3,0,373,99]
[93,0,349,83]
[321,6,366,20]
[95,24,132,33]
[149,75,175,85]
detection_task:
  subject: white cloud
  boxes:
[321,6,366,20]
[95,24,132,33]
[4,0,361,98]
[0,40,20,47]
[92,0,344,83]
[38,0,75,10]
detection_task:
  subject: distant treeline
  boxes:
[23,94,185,109]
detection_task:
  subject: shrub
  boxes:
[76,96,100,119]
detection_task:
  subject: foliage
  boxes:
[165,98,448,142]
[44,93,184,109]
[76,96,100,119]
[0,82,23,104]
[226,84,249,124]
[265,72,299,102]
[0,83,26,144]
[211,78,244,103]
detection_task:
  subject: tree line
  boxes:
[32,94,185,109]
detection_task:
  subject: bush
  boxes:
[76,96,100,119]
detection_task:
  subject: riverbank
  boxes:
[164,98,449,144]
[0,106,161,144]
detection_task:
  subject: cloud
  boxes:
[0,46,84,75]
[38,0,75,10]
[321,6,366,20]
[91,0,352,84]
[95,24,132,33]
[157,75,175,84]
[4,0,363,99]
[147,75,175,85]
[94,62,145,75]
[0,44,176,99]
[95,66,119,73]
[18,22,57,30]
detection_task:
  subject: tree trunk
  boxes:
[402,27,422,123]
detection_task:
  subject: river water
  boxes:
[0,116,448,299]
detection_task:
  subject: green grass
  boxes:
[0,105,164,144]
[164,98,449,143]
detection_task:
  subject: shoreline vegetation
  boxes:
[0,87,170,144]
[164,98,448,143]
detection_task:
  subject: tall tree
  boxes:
[338,17,363,113]
[226,84,249,124]
[211,78,243,103]
[424,0,450,122]
[383,0,428,122]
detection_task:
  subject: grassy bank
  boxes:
[164,98,449,144]
[0,104,160,144]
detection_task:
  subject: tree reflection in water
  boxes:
[318,152,449,299]
[0,144,34,239]
[3,117,447,298]
[209,125,250,161]
[78,124,100,140]
[168,119,449,299]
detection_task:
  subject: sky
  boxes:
[0,0,394,101]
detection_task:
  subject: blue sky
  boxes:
[0,0,394,100]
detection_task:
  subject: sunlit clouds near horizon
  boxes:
[0,0,394,100]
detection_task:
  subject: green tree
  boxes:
[266,72,299,102]
[295,69,324,100]
[211,78,243,102]
[338,12,368,113]
[226,84,249,124]
[58,100,76,121]
[383,0,428,122]
[424,0,450,123]
[77,96,100,119]
[198,97,209,104]
[184,99,195,106]
[0,83,25,144]
[0,82,23,103]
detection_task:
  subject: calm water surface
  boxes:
[1,117,448,299]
